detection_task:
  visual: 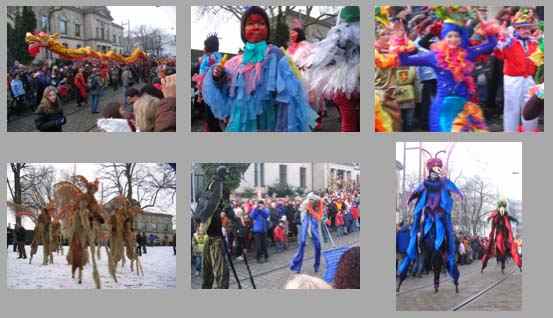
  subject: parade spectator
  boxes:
[334,246,360,289]
[15,224,27,259]
[273,221,286,252]
[335,209,345,236]
[192,224,207,276]
[133,94,161,132]
[7,224,13,249]
[285,274,332,289]
[87,68,102,113]
[154,73,176,132]
[10,73,26,112]
[74,67,88,107]
[250,201,270,263]
[122,66,134,106]
[35,86,65,132]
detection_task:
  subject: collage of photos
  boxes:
[7,6,176,132]
[6,163,176,289]
[1,2,545,316]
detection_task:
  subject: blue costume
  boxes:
[290,194,322,273]
[397,157,463,293]
[202,42,318,132]
[398,23,497,132]
[199,52,222,76]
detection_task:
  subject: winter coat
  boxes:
[154,97,176,132]
[35,101,65,132]
[273,226,285,242]
[250,207,270,234]
[74,72,88,98]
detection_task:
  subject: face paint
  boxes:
[289,30,298,43]
[245,14,268,43]
[499,207,505,215]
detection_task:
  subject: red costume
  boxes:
[481,201,522,273]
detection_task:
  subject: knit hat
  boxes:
[339,6,360,23]
[240,6,270,43]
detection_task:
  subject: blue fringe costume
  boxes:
[202,43,318,132]
[397,176,463,291]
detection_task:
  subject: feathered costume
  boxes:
[202,6,317,132]
[481,201,522,273]
[300,6,360,132]
[397,153,463,293]
[390,7,497,132]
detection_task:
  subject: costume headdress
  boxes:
[511,8,536,28]
[433,6,473,48]
[204,33,219,53]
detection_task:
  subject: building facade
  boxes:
[235,162,360,196]
[134,211,174,245]
[8,6,124,55]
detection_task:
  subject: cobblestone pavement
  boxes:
[7,85,140,132]
[192,103,342,132]
[396,260,522,311]
[191,230,359,289]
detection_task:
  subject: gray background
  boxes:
[0,0,547,316]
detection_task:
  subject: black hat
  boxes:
[240,6,270,43]
[204,33,219,53]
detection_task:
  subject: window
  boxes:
[96,27,100,38]
[62,43,68,48]
[75,23,80,37]
[59,17,67,34]
[254,164,259,187]
[113,34,117,43]
[260,163,265,187]
[279,165,287,185]
[300,167,306,189]
[41,16,48,30]
[76,44,81,48]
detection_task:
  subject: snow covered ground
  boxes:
[7,246,176,289]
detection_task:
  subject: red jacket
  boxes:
[273,226,285,242]
[351,206,360,220]
[336,212,345,226]
[494,38,537,77]
[74,72,88,98]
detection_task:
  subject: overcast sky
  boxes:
[396,142,522,201]
[191,6,337,54]
[108,6,176,35]
[6,163,176,228]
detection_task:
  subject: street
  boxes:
[396,260,522,311]
[7,84,139,132]
[192,230,359,289]
[7,245,176,289]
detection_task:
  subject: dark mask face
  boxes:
[245,14,268,43]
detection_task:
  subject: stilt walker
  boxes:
[397,150,463,293]
[481,200,522,273]
[290,192,324,273]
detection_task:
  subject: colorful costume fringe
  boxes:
[202,43,317,132]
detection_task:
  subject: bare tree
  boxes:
[97,163,176,210]
[454,176,497,236]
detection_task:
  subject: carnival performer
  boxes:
[286,19,327,130]
[202,6,318,132]
[194,34,223,132]
[388,6,499,132]
[481,200,522,274]
[289,192,324,273]
[397,151,463,293]
[494,8,540,132]
[301,6,360,132]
